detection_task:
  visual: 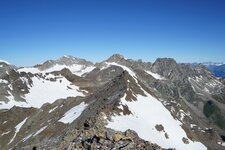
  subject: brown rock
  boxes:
[113,132,125,142]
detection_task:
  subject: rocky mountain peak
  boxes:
[194,64,212,75]
[0,62,17,76]
[151,58,179,78]
[35,55,94,71]
[153,58,177,67]
[106,54,125,62]
[0,61,10,68]
[56,55,93,66]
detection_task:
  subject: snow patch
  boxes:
[145,70,165,80]
[0,75,85,109]
[190,124,197,128]
[1,130,11,136]
[49,106,58,113]
[218,142,225,147]
[73,66,96,76]
[2,121,7,124]
[204,87,210,93]
[59,102,88,124]
[0,79,8,84]
[8,84,13,91]
[33,126,47,136]
[23,134,33,142]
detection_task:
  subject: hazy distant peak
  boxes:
[0,59,10,64]
[201,61,225,66]
[154,58,177,64]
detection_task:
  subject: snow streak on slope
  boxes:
[72,66,96,76]
[33,126,47,136]
[107,89,206,150]
[188,76,224,95]
[0,75,84,109]
[58,102,88,124]
[145,70,165,80]
[106,62,138,82]
[8,117,27,144]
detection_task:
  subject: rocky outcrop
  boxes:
[64,129,162,150]
[0,63,32,105]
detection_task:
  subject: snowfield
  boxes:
[0,75,84,109]
[18,64,95,76]
[18,67,40,74]
[58,102,88,124]
[24,75,84,108]
[107,88,206,150]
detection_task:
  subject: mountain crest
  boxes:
[106,54,125,62]
[34,55,94,71]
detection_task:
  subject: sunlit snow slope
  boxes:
[0,74,84,109]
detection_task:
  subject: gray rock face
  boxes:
[0,63,31,105]
[151,58,196,80]
[220,77,225,85]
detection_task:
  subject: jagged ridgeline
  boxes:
[0,54,225,150]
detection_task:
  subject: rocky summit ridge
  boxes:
[0,54,225,150]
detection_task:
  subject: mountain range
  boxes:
[0,54,225,150]
[190,62,225,78]
[204,64,225,78]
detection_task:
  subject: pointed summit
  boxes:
[107,54,125,62]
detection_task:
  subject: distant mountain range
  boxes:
[1,55,225,149]
[204,64,225,78]
[189,62,225,77]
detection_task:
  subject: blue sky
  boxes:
[0,0,225,66]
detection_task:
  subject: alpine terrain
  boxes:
[1,54,225,150]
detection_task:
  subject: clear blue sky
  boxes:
[0,0,225,66]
